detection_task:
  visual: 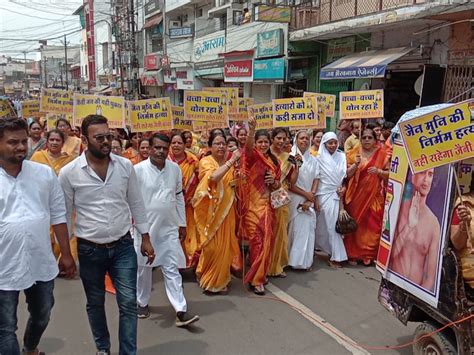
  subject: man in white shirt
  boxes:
[0,117,76,355]
[134,133,199,327]
[59,115,154,355]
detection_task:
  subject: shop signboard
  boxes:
[193,35,225,62]
[254,5,291,23]
[163,69,176,83]
[224,59,253,82]
[253,58,285,82]
[176,68,194,90]
[129,98,172,132]
[73,94,125,128]
[169,27,193,39]
[144,53,160,70]
[339,89,384,120]
[144,0,160,16]
[326,37,355,63]
[256,29,284,58]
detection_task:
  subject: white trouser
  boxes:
[136,264,187,313]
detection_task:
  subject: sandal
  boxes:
[253,284,265,296]
[328,260,343,269]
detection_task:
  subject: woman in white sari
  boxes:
[315,132,348,268]
[288,130,319,270]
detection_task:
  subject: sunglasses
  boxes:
[93,134,114,143]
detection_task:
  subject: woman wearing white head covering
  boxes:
[287,130,320,270]
[315,132,348,268]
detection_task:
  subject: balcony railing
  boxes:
[290,0,429,31]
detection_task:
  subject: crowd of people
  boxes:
[0,113,399,355]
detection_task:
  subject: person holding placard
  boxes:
[344,128,389,266]
[193,129,242,294]
[241,117,281,295]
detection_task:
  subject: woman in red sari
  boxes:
[242,117,281,295]
[169,132,201,268]
[344,128,389,265]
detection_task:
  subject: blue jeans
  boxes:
[0,280,55,355]
[78,235,138,355]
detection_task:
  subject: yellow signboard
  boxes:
[46,113,74,131]
[73,94,125,129]
[172,106,193,131]
[339,89,384,120]
[272,97,325,129]
[40,88,73,114]
[229,98,254,122]
[0,98,16,118]
[203,87,238,114]
[303,92,336,118]
[129,98,172,132]
[21,100,40,118]
[399,101,473,173]
[248,103,273,130]
[184,91,228,123]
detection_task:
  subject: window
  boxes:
[197,8,203,17]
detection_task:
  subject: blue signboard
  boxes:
[253,58,285,81]
[320,65,386,80]
[169,27,193,39]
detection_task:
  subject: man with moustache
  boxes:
[0,117,76,355]
[59,115,155,355]
[134,133,199,326]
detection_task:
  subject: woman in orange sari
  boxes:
[130,139,150,165]
[193,129,242,294]
[123,132,141,159]
[169,132,201,268]
[242,117,281,295]
[31,129,77,260]
[344,127,389,265]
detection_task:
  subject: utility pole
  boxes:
[64,34,69,90]
[130,0,138,98]
[23,51,28,94]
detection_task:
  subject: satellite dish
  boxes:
[414,74,423,96]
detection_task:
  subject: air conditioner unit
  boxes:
[170,21,181,28]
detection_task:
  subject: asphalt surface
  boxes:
[17,254,416,354]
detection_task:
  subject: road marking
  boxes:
[266,282,371,355]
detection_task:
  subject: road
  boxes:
[17,254,416,355]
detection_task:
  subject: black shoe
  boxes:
[137,305,150,319]
[175,312,200,327]
[96,351,110,355]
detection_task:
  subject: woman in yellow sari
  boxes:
[31,129,77,260]
[193,129,242,294]
[344,128,389,265]
[169,132,201,268]
[56,118,82,158]
[268,128,294,277]
[242,117,281,295]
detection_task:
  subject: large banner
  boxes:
[303,92,336,118]
[203,87,238,115]
[272,97,325,129]
[248,103,273,130]
[377,138,453,308]
[40,88,73,114]
[399,101,473,174]
[172,106,193,131]
[184,91,227,123]
[73,94,125,128]
[129,98,172,132]
[339,89,384,120]
[229,98,254,122]
[0,98,16,118]
[21,100,41,118]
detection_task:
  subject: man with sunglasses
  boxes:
[59,115,155,355]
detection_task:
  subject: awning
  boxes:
[144,14,162,29]
[320,47,415,80]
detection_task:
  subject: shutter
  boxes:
[251,84,272,104]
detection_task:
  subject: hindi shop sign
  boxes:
[257,29,284,58]
[40,88,73,115]
[171,105,193,131]
[224,59,253,82]
[272,97,325,129]
[399,101,473,174]
[248,103,273,129]
[73,94,125,128]
[194,36,225,62]
[339,90,384,120]
[184,91,228,123]
[129,98,172,132]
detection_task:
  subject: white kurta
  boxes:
[134,159,187,311]
[288,146,319,269]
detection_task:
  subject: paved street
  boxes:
[18,254,416,355]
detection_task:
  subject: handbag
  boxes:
[270,187,291,209]
[335,201,358,235]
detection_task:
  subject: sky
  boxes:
[0,0,84,60]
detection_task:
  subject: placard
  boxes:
[248,103,273,130]
[192,120,225,132]
[73,94,125,128]
[229,98,254,122]
[184,90,227,123]
[203,87,238,114]
[339,89,384,120]
[172,106,193,131]
[0,98,16,118]
[129,98,172,132]
[399,101,473,174]
[303,92,336,118]
[21,100,40,118]
[272,97,325,129]
[40,88,73,114]
[46,113,74,131]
